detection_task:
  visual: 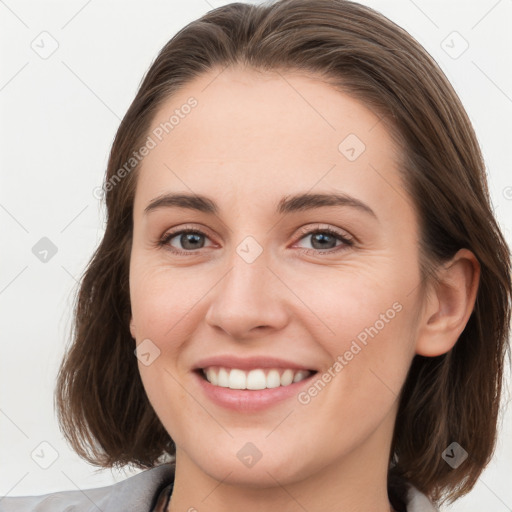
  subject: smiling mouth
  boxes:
[196,366,317,391]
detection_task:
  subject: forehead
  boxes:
[134,66,407,219]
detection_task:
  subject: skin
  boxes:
[129,66,480,512]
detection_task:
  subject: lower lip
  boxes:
[193,370,317,412]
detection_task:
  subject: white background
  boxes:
[0,0,511,510]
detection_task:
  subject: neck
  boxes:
[167,414,397,512]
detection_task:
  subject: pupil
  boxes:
[312,233,335,249]
[182,233,204,250]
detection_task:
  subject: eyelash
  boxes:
[157,225,354,256]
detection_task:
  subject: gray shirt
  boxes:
[0,463,439,511]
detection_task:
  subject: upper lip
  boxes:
[193,355,318,372]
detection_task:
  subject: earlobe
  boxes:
[129,316,137,340]
[415,249,480,357]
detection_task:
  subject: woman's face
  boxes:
[129,67,425,487]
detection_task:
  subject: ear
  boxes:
[129,316,137,340]
[415,249,480,357]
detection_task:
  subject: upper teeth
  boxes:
[203,367,313,390]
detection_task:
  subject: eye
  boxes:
[294,225,354,254]
[158,224,354,256]
[158,228,214,254]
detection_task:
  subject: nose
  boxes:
[204,250,289,340]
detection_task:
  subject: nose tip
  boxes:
[204,261,289,340]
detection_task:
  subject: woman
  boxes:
[2,0,510,511]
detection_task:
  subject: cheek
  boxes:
[130,264,193,429]
[298,264,417,397]
[295,297,414,454]
[289,260,407,340]
[129,262,210,345]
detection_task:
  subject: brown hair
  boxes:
[55,0,511,506]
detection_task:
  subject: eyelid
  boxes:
[293,223,354,243]
[159,223,216,244]
[160,223,215,240]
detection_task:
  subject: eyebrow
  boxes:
[144,192,377,219]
